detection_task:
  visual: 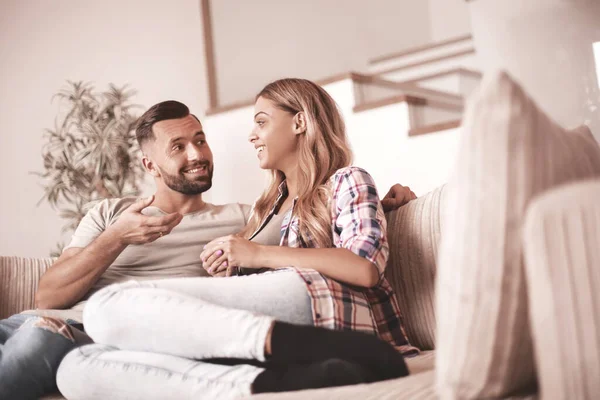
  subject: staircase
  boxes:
[368,34,478,82]
[350,74,465,136]
[351,34,481,134]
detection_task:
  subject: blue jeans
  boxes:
[0,314,88,400]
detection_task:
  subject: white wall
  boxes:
[0,0,208,257]
[361,0,433,61]
[428,0,472,42]
[341,80,458,197]
[211,0,432,105]
[202,107,265,206]
[468,0,600,139]
[595,42,600,88]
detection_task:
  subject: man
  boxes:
[0,100,416,399]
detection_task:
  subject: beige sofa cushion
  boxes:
[385,186,445,351]
[250,370,437,400]
[40,394,66,400]
[436,71,600,398]
[249,352,536,400]
[523,179,600,400]
[0,256,55,319]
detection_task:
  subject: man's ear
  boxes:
[292,112,307,135]
[142,155,161,177]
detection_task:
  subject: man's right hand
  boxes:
[36,195,183,309]
[107,195,183,245]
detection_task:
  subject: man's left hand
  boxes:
[381,184,417,212]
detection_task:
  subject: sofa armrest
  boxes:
[0,256,56,319]
[523,178,600,399]
[384,185,446,350]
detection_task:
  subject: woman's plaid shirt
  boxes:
[250,166,418,356]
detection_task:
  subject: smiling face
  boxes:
[142,115,214,195]
[249,96,305,172]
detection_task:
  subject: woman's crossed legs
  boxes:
[57,270,408,399]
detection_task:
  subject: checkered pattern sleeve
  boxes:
[331,166,389,277]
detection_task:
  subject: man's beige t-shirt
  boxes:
[26,197,250,322]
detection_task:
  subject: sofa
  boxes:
[2,72,600,399]
[2,185,443,400]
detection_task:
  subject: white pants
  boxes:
[57,270,313,400]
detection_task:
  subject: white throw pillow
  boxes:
[435,71,600,398]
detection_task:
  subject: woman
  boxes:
[57,79,417,400]
[202,78,415,348]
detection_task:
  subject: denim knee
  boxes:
[0,317,79,399]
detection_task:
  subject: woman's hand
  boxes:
[200,235,264,275]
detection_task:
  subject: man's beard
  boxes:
[159,162,214,195]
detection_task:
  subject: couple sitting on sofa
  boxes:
[0,78,419,399]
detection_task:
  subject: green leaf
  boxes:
[35,81,144,234]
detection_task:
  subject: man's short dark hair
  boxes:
[135,100,199,147]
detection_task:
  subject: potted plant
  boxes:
[36,81,146,256]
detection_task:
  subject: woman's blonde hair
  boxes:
[240,78,353,248]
